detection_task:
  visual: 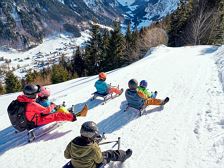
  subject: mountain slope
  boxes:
[0,0,124,50]
[0,45,224,168]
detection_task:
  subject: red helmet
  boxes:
[38,86,50,98]
[99,72,107,80]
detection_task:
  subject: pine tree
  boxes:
[124,23,139,64]
[215,0,224,43]
[51,64,69,84]
[168,0,193,46]
[100,29,110,72]
[73,46,85,77]
[85,23,102,75]
[0,82,5,95]
[125,21,132,45]
[107,21,126,69]
[5,71,22,93]
[25,70,37,83]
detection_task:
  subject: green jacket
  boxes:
[64,136,103,168]
[137,86,152,98]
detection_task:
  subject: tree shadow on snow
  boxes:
[72,97,107,112]
[36,130,72,142]
[200,46,219,55]
[97,101,163,134]
[0,125,71,155]
[0,126,28,155]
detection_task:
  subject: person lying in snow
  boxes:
[125,79,169,110]
[16,84,87,127]
[94,72,123,95]
[137,80,157,98]
[64,121,132,168]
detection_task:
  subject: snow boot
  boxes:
[119,88,124,95]
[122,149,132,162]
[161,97,169,105]
[75,104,88,117]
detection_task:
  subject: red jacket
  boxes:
[17,95,56,122]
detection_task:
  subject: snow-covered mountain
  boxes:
[119,0,180,27]
[0,0,180,50]
[0,0,124,50]
[1,45,224,168]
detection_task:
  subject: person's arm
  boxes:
[137,90,148,100]
[30,102,55,115]
[144,89,152,98]
[93,144,104,164]
[64,142,72,159]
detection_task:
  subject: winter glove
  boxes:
[95,133,106,144]
[95,134,103,144]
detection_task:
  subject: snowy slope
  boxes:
[1,45,224,168]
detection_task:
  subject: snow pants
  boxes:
[108,87,122,95]
[144,98,163,106]
[96,150,127,168]
[35,112,75,126]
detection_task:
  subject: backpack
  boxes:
[7,100,35,132]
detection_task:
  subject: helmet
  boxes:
[80,121,100,139]
[38,86,50,98]
[140,80,148,88]
[99,72,107,80]
[23,84,41,99]
[128,79,138,89]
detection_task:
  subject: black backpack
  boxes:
[7,100,35,132]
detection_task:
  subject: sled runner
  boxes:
[124,104,147,116]
[27,121,62,142]
[91,85,123,105]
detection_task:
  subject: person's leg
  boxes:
[144,98,163,106]
[102,149,132,163]
[37,112,75,126]
[108,87,123,95]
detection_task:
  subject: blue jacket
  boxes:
[95,80,109,94]
[125,89,144,110]
[36,99,56,112]
[36,98,51,107]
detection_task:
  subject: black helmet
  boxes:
[128,79,138,89]
[80,121,100,139]
[23,84,41,99]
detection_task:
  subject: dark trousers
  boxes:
[96,150,126,168]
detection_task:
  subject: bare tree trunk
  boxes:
[184,0,215,45]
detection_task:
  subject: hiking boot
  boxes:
[122,149,132,162]
[71,113,77,122]
[75,104,88,117]
[119,88,124,95]
[161,97,169,105]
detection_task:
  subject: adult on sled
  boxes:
[137,80,157,98]
[16,84,77,127]
[125,79,169,110]
[95,72,123,95]
[64,121,132,168]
